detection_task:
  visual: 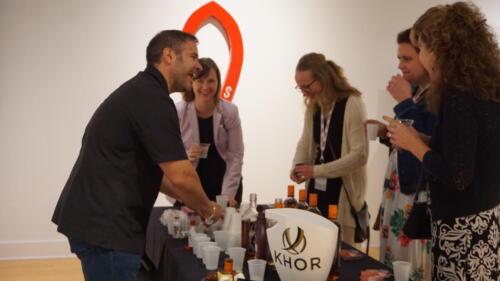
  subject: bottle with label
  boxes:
[284,184,298,208]
[297,189,309,210]
[274,198,283,209]
[241,193,258,260]
[307,193,322,216]
[217,258,234,281]
[327,204,341,281]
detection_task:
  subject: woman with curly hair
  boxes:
[384,2,500,280]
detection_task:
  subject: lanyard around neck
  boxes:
[320,103,335,163]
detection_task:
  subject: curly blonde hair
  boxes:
[296,53,360,111]
[411,2,500,111]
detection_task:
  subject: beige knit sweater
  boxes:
[291,95,369,228]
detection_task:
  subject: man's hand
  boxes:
[159,160,220,223]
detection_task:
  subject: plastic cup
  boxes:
[200,241,218,262]
[203,246,221,270]
[193,236,210,256]
[197,240,215,259]
[226,232,241,253]
[248,259,266,281]
[213,230,228,251]
[367,123,379,140]
[392,261,411,281]
[216,195,228,208]
[199,143,210,158]
[228,247,246,272]
[222,207,236,230]
[398,119,414,127]
[189,233,207,247]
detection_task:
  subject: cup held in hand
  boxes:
[199,143,210,158]
[367,123,379,140]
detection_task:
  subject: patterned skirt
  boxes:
[380,150,432,281]
[431,204,500,281]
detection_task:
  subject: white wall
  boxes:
[1,0,498,259]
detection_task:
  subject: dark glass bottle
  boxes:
[297,189,309,210]
[284,184,298,208]
[254,205,269,260]
[241,193,258,260]
[307,193,322,215]
[327,204,341,281]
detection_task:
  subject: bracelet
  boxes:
[204,203,217,225]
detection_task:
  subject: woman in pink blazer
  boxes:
[176,58,244,206]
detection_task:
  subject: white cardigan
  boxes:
[291,95,368,228]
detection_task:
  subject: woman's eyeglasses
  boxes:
[295,79,316,92]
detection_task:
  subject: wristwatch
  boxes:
[204,203,217,225]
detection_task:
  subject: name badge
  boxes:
[314,178,327,192]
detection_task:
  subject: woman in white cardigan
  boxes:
[291,53,368,245]
[176,58,244,206]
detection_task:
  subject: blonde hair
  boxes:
[296,53,360,110]
[411,2,500,111]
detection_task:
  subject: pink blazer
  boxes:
[176,100,244,198]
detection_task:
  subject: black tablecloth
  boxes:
[145,207,393,281]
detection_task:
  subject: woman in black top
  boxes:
[176,58,244,207]
[384,2,499,280]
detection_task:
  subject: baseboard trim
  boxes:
[0,240,74,260]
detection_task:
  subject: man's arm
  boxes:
[159,159,223,222]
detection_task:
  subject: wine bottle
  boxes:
[327,204,341,281]
[297,189,309,210]
[241,193,258,260]
[284,184,298,208]
[307,193,322,215]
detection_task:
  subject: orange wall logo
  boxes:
[183,1,244,102]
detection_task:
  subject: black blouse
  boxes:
[422,88,500,220]
[196,116,226,201]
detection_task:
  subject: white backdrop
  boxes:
[1,0,498,259]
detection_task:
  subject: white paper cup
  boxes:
[248,259,266,281]
[228,247,246,272]
[213,230,228,251]
[222,207,236,231]
[367,123,379,140]
[197,240,215,259]
[216,195,228,208]
[392,261,411,281]
[200,241,218,262]
[189,233,207,247]
[203,245,221,270]
[193,236,210,256]
[226,232,241,252]
[199,143,210,158]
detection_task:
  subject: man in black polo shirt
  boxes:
[52,30,223,281]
